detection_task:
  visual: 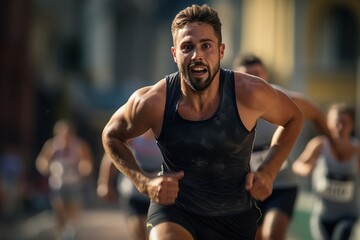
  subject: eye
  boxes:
[181,43,193,53]
[202,42,212,50]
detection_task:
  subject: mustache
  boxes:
[189,61,206,68]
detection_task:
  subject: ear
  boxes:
[171,46,177,63]
[219,43,225,60]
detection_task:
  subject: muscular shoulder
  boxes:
[232,72,277,130]
[123,79,166,135]
[234,71,276,111]
[129,79,166,113]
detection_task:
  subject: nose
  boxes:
[191,48,203,61]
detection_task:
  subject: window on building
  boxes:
[317,6,358,71]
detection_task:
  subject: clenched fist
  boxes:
[147,171,184,205]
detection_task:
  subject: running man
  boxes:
[102,5,304,240]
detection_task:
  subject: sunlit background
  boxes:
[1,0,360,239]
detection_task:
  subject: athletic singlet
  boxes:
[48,140,82,190]
[312,139,359,220]
[156,68,256,216]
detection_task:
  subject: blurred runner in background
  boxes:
[234,53,341,240]
[293,103,360,240]
[36,119,93,240]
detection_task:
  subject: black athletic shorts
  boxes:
[147,201,261,240]
[126,197,150,216]
[256,186,298,224]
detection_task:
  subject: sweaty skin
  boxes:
[103,8,303,240]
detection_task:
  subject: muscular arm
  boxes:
[102,80,183,204]
[237,74,304,200]
[258,88,304,180]
[102,85,162,194]
[292,136,323,176]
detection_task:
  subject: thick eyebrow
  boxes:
[199,38,215,43]
[180,38,215,46]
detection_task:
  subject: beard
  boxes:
[180,60,220,92]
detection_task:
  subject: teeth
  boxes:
[193,67,205,71]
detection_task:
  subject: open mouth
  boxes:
[190,65,208,75]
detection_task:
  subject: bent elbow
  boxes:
[102,125,116,149]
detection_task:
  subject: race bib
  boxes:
[314,177,354,202]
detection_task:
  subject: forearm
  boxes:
[102,130,150,195]
[258,113,304,180]
[97,155,112,186]
[79,144,93,176]
[97,155,113,196]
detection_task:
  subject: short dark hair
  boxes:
[329,102,355,122]
[171,4,222,46]
[233,53,264,69]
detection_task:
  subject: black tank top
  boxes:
[157,68,256,216]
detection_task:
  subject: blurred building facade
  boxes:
[0,0,360,213]
[236,0,360,134]
[233,0,360,154]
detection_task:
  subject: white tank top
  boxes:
[311,139,359,220]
